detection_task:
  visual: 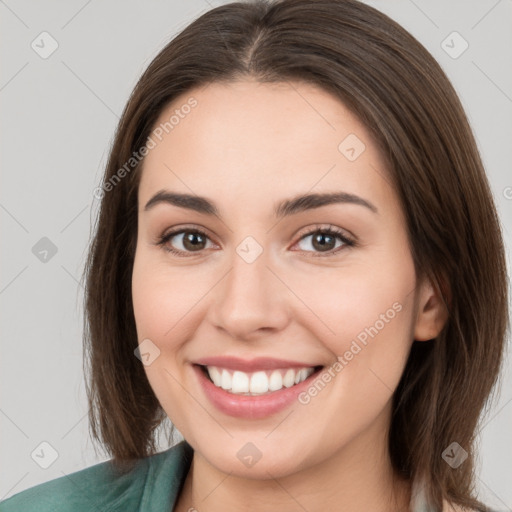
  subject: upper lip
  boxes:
[193,356,323,372]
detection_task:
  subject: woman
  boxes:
[1,0,508,511]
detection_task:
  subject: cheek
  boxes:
[287,259,415,350]
[131,255,199,432]
[131,252,204,341]
[286,251,417,417]
[289,269,416,447]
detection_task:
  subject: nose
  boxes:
[207,248,290,341]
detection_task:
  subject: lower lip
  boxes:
[193,364,322,419]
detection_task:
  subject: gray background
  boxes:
[1,0,511,509]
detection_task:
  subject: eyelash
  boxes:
[155,224,356,258]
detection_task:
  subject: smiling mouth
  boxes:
[197,364,324,396]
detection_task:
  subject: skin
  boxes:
[131,79,448,512]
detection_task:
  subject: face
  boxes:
[131,79,440,479]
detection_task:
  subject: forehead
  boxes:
[138,80,391,215]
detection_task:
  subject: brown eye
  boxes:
[178,231,208,251]
[294,226,356,257]
[305,232,338,252]
[157,228,213,256]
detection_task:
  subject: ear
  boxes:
[414,275,449,342]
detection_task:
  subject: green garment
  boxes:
[0,440,483,512]
[0,440,194,512]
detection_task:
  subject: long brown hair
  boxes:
[81,1,509,510]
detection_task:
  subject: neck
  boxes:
[174,410,411,512]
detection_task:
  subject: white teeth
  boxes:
[283,368,295,388]
[232,371,249,393]
[295,368,309,384]
[249,371,268,393]
[208,366,222,387]
[205,365,316,395]
[268,370,283,391]
[220,369,232,390]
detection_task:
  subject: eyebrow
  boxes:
[144,190,378,217]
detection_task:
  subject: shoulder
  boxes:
[0,455,150,512]
[0,440,193,512]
